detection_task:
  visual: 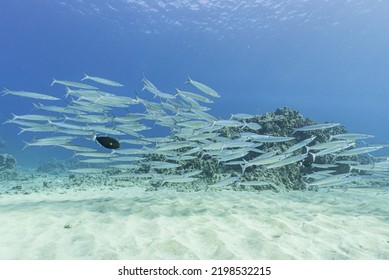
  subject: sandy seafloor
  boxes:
[0,174,388,260]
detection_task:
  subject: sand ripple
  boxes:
[0,187,388,259]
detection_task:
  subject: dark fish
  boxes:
[301,152,314,167]
[95,136,120,149]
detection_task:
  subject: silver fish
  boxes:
[51,79,98,89]
[81,73,124,87]
[330,133,375,141]
[292,123,340,133]
[335,146,383,157]
[2,88,60,101]
[187,77,221,98]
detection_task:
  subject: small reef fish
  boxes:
[94,135,120,149]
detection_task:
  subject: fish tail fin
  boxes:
[109,113,116,125]
[185,76,192,84]
[64,86,72,98]
[241,159,248,174]
[81,73,89,81]
[1,88,11,96]
[141,78,148,91]
[51,79,57,86]
[2,118,12,124]
[22,141,30,150]
[34,102,44,110]
[174,108,180,118]
[241,164,246,174]
[70,151,78,159]
[309,152,316,163]
[62,114,71,123]
[11,113,17,121]
[133,91,139,101]
[18,127,27,135]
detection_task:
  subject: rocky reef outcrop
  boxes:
[0,137,5,149]
[0,153,16,172]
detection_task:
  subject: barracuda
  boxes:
[307,140,353,151]
[142,77,175,100]
[18,126,58,134]
[335,146,383,157]
[51,79,98,90]
[68,168,105,173]
[292,122,340,133]
[265,153,307,169]
[242,154,289,173]
[176,88,214,103]
[330,133,375,141]
[186,77,221,98]
[161,176,199,185]
[81,73,124,87]
[2,88,60,101]
[8,113,62,121]
[306,173,350,187]
[285,136,316,154]
[207,176,239,189]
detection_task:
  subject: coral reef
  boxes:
[0,137,5,149]
[144,107,351,191]
[36,158,79,175]
[0,153,16,172]
[0,153,17,182]
[3,74,382,193]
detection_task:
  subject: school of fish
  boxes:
[2,74,389,190]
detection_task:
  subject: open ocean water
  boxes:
[0,0,389,260]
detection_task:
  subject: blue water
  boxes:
[1,0,389,166]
